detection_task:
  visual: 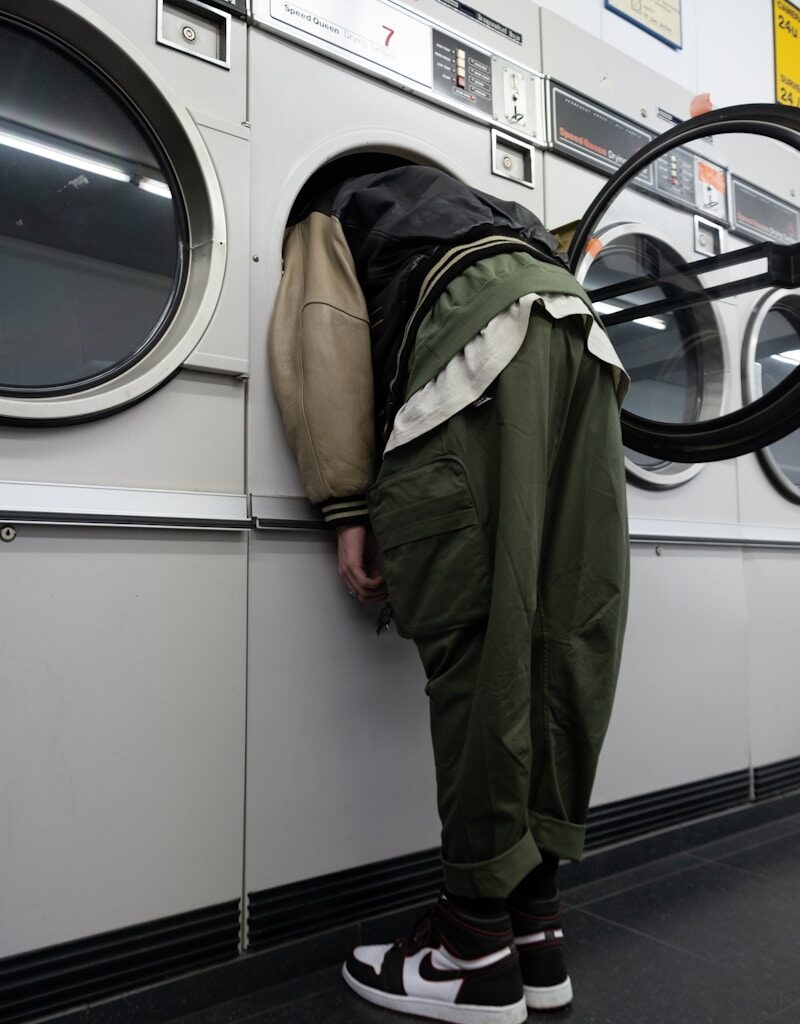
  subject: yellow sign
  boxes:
[775,0,800,106]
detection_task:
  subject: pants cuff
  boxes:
[442,830,541,899]
[530,812,586,861]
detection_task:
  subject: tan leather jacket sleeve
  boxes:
[268,213,375,521]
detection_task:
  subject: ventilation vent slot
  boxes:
[0,901,239,1024]
[754,756,800,800]
[248,850,443,950]
[585,769,751,849]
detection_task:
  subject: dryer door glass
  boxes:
[746,294,800,499]
[578,228,722,476]
[569,107,800,463]
[0,17,186,397]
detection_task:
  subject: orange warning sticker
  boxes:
[586,237,604,257]
[698,162,726,194]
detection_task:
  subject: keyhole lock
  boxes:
[1,526,17,542]
[181,24,197,42]
[503,156,513,170]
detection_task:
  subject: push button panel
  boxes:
[432,30,493,117]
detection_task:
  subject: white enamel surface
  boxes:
[245,530,439,893]
[0,527,247,958]
[592,543,751,805]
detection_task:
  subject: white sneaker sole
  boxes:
[524,975,573,1010]
[342,963,529,1024]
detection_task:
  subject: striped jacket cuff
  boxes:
[319,496,370,528]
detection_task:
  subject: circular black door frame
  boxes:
[569,103,800,463]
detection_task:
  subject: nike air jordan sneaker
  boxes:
[342,893,527,1024]
[507,891,572,1010]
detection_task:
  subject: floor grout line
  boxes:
[683,850,800,886]
[573,904,800,1005]
[756,996,800,1024]
[562,855,700,908]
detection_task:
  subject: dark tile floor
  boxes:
[170,813,800,1024]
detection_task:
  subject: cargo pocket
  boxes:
[368,456,491,638]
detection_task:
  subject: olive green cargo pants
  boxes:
[368,309,629,899]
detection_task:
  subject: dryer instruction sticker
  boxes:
[605,0,682,50]
[774,0,800,106]
[266,0,433,87]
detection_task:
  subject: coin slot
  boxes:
[157,0,231,69]
[491,129,534,188]
[694,215,725,258]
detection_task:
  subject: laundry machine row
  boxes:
[539,8,800,851]
[0,0,252,985]
[0,0,558,999]
[2,1,800,1021]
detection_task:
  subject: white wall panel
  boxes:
[0,527,247,958]
[539,0,774,109]
[592,544,751,805]
[246,532,438,894]
[694,0,774,106]
[744,551,800,768]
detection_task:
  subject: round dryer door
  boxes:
[570,103,800,463]
[575,222,727,487]
[0,1,225,423]
[743,290,800,500]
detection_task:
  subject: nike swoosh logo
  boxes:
[418,952,466,983]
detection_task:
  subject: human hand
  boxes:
[336,523,388,604]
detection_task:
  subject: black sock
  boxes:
[510,850,560,901]
[444,889,507,917]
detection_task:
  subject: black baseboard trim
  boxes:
[754,755,800,800]
[0,901,240,1024]
[247,766,753,951]
[24,769,800,1024]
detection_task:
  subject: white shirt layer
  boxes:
[385,293,629,453]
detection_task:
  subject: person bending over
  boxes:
[269,164,630,1023]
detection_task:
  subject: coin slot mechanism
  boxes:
[157,0,231,69]
[491,129,534,189]
[694,215,725,257]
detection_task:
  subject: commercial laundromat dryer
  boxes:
[3,0,800,1019]
[0,0,251,975]
[244,0,554,937]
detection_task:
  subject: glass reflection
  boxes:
[0,18,183,394]
[583,234,715,470]
[755,300,800,489]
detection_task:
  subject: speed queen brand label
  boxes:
[263,0,434,87]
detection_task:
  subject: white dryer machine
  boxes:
[244,0,554,944]
[540,10,753,840]
[0,0,251,983]
[540,9,800,845]
[712,130,800,800]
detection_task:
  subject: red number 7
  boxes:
[382,25,395,46]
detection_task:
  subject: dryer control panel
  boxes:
[548,80,730,225]
[251,0,545,144]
